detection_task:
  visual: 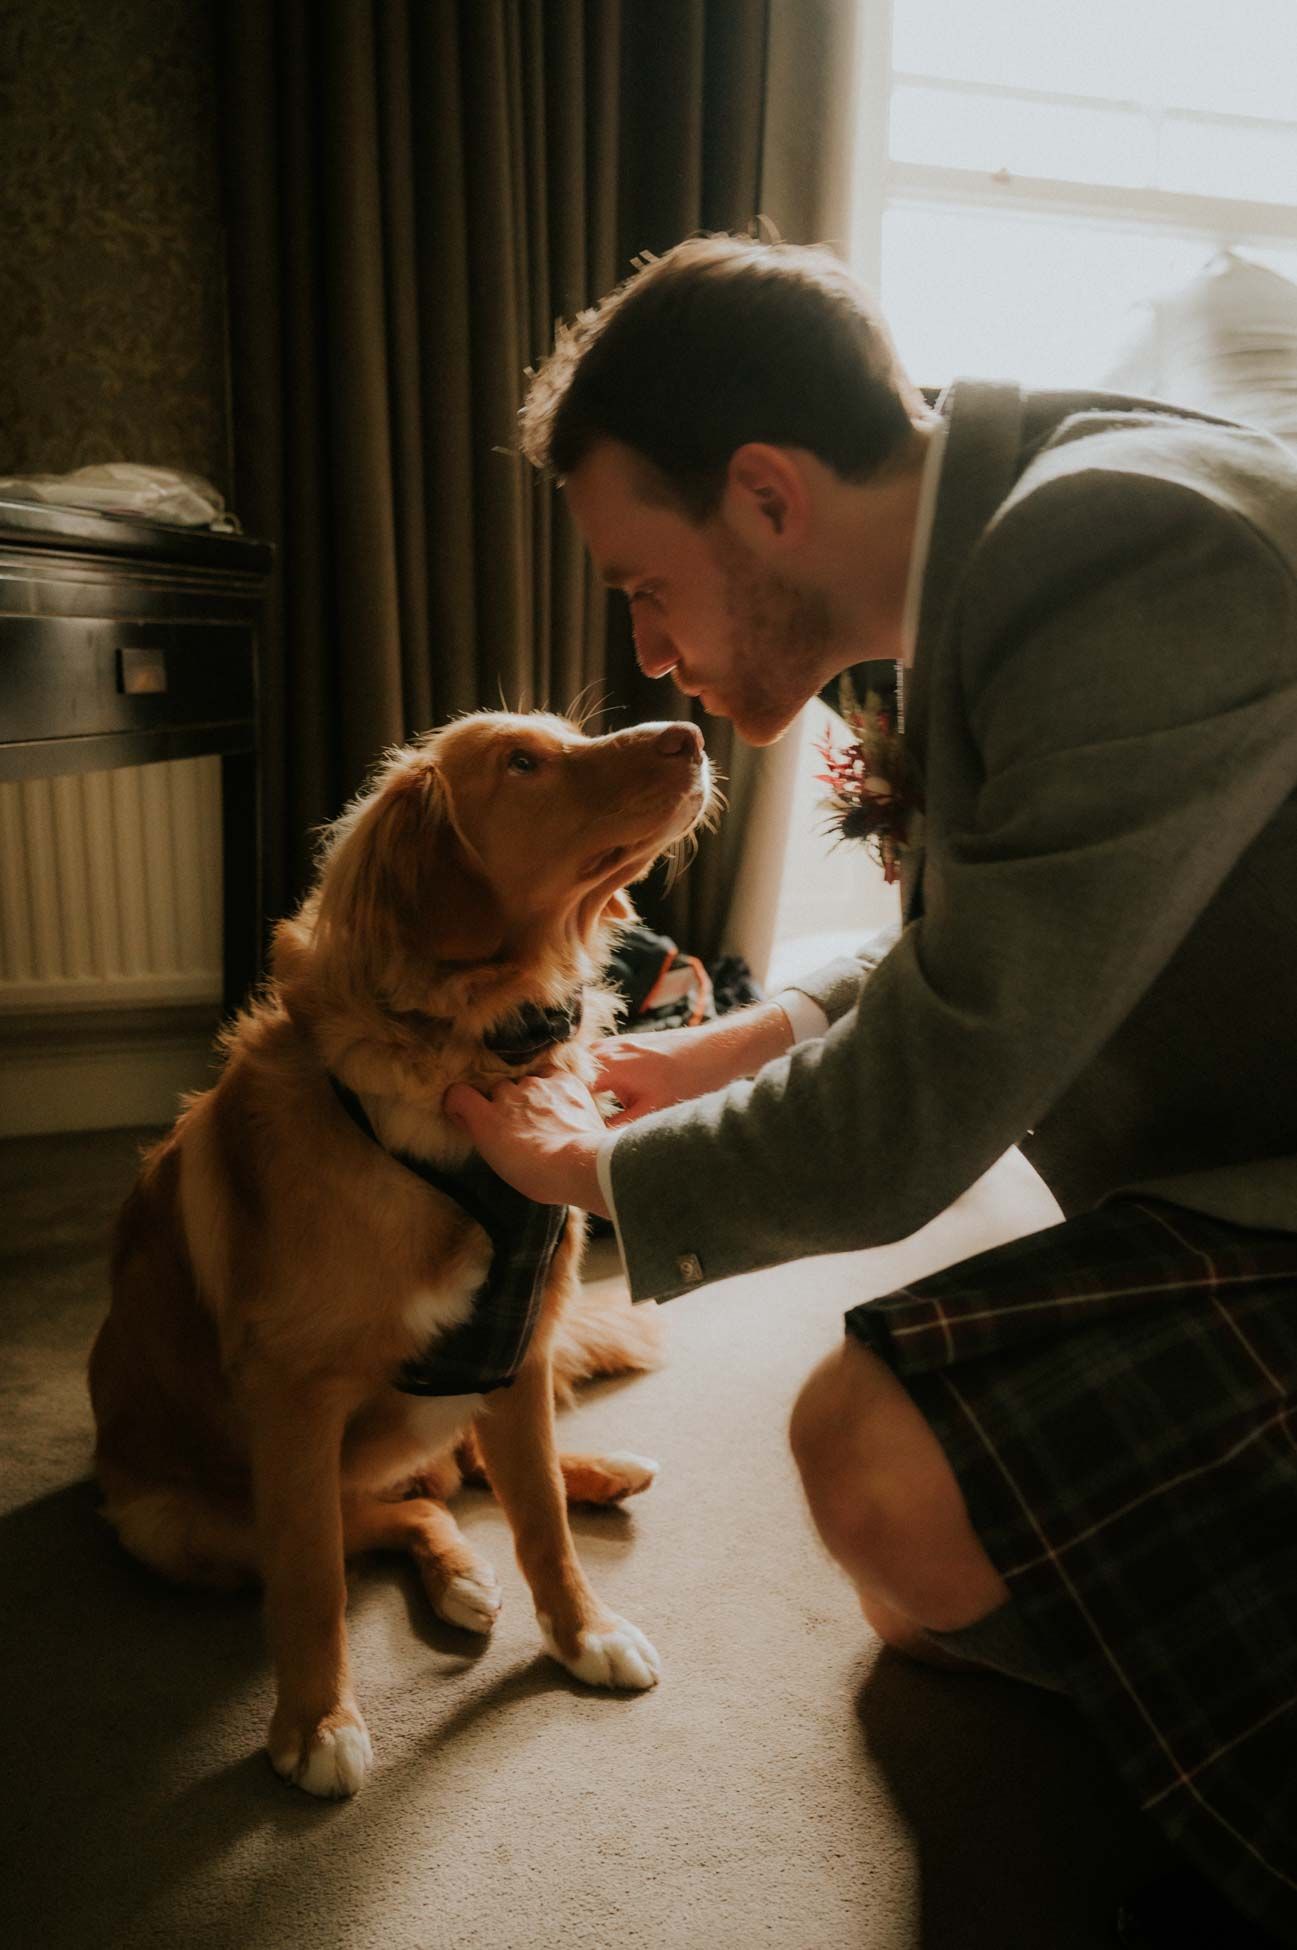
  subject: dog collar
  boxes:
[482,993,583,1066]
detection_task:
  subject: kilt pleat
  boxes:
[844,1196,1297,1945]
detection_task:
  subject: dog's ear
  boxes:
[399,764,506,966]
[316,758,506,998]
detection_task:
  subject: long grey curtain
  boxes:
[218,0,858,954]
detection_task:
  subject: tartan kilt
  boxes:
[844,1196,1297,1946]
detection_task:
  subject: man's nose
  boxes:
[632,608,677,679]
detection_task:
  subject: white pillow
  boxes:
[1103,249,1297,445]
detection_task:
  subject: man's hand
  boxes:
[591,1027,712,1125]
[443,1072,610,1216]
[593,1001,794,1126]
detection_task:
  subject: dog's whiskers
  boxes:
[563,683,621,734]
[659,826,706,892]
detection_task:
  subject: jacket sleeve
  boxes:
[608,468,1297,1303]
[773,921,903,1026]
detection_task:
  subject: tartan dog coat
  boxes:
[329,1071,569,1398]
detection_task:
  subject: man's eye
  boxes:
[507,749,540,774]
[629,585,661,608]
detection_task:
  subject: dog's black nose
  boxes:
[652,722,704,760]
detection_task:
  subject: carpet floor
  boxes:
[0,1127,1169,1950]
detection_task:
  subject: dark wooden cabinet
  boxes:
[0,499,274,1016]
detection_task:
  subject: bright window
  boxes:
[875,0,1297,388]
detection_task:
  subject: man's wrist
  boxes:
[573,1134,610,1218]
[697,997,796,1085]
[771,988,829,1046]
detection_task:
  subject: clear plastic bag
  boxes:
[0,463,239,530]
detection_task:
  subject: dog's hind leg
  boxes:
[554,1452,659,1503]
[343,1493,502,1634]
[103,1483,258,1590]
[455,1425,658,1507]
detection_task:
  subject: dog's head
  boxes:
[283,710,712,1022]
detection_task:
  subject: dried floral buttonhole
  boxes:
[816,676,922,885]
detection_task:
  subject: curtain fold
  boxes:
[218,0,859,952]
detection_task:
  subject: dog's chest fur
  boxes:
[351,1092,493,1345]
[401,1249,490,1348]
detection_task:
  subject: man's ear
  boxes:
[724,443,810,545]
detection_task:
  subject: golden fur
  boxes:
[89,709,711,1796]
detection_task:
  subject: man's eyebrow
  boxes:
[598,563,636,590]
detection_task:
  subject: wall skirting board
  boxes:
[0,1005,220,1140]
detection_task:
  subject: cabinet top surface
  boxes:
[0,498,273,575]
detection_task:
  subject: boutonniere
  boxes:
[815,675,921,884]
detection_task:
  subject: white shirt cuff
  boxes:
[773,987,830,1044]
[595,1130,629,1264]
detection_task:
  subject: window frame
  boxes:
[851,6,1297,274]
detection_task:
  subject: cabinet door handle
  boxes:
[117,646,168,694]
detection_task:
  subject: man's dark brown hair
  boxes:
[518,234,926,521]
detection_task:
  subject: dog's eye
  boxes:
[507,749,540,774]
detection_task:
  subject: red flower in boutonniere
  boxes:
[816,675,921,884]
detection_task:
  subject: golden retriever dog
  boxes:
[89,709,712,1797]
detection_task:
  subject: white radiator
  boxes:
[0,757,223,1012]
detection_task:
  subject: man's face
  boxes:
[563,440,834,746]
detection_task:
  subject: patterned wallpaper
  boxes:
[0,0,229,493]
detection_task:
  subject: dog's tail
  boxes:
[452,1275,665,1488]
[547,1275,665,1408]
[452,1274,664,1489]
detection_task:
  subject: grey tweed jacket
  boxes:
[611,380,1297,1303]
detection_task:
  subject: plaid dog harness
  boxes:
[329,1073,569,1397]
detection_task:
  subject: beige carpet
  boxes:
[0,1128,1168,1950]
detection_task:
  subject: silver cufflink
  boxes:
[676,1252,703,1284]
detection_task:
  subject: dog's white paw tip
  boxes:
[273,1719,373,1798]
[538,1611,662,1691]
[604,1452,660,1494]
[436,1567,503,1634]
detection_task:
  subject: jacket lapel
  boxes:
[900,379,1028,921]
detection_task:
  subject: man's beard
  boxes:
[710,527,835,745]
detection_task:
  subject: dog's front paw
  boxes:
[434,1564,503,1634]
[538,1610,661,1690]
[268,1707,373,1798]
